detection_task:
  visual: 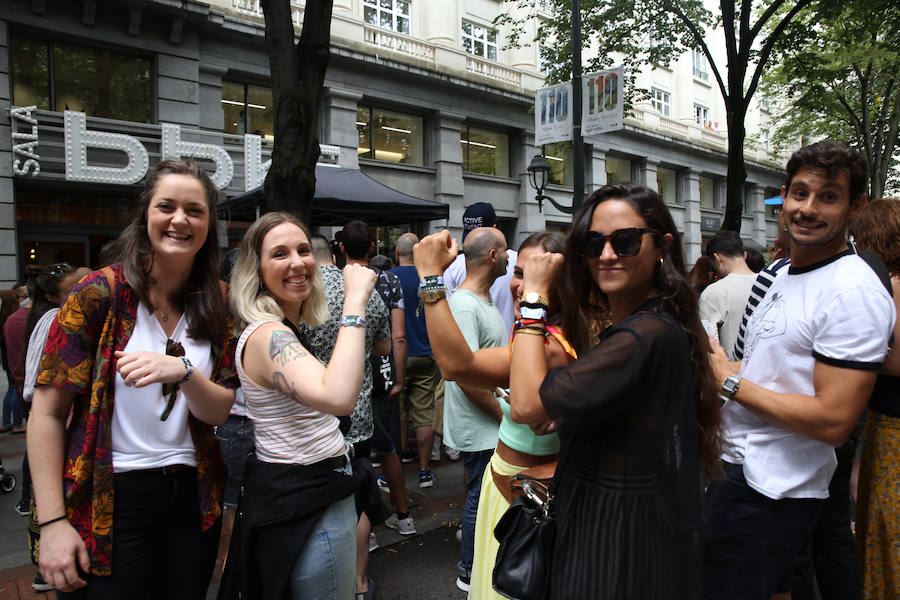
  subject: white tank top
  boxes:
[236,320,346,465]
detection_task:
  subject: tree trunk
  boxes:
[260,0,334,224]
[722,103,748,232]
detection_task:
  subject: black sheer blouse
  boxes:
[540,300,701,599]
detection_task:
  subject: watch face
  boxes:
[524,292,540,303]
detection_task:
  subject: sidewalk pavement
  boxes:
[0,429,469,600]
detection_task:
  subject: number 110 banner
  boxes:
[534,67,623,145]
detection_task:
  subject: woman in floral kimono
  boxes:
[27,159,238,599]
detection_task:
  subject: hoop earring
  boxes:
[657,257,664,268]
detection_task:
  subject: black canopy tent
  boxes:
[219,165,449,225]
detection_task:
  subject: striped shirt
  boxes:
[236,320,346,465]
[733,258,790,360]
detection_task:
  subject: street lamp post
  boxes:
[527,154,576,214]
[571,0,584,213]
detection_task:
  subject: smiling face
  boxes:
[781,167,865,265]
[510,244,547,318]
[146,173,210,264]
[259,222,317,315]
[586,199,665,312]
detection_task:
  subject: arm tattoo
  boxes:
[269,330,308,366]
[272,371,305,404]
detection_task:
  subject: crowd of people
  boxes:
[1,138,894,600]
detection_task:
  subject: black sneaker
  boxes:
[399,450,416,464]
[33,571,54,592]
[456,575,470,592]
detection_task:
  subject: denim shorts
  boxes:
[215,415,255,508]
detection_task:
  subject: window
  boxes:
[606,156,632,185]
[651,88,671,116]
[11,34,151,123]
[694,103,710,127]
[692,47,708,81]
[461,21,498,61]
[699,176,716,209]
[760,130,770,152]
[657,167,678,204]
[222,81,274,139]
[461,126,508,176]
[542,142,573,187]
[357,106,423,165]
[759,97,770,111]
[363,0,410,34]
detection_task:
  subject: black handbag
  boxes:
[492,478,556,600]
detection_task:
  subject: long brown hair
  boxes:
[850,198,900,275]
[116,159,225,344]
[560,183,722,477]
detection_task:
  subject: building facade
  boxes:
[0,0,783,288]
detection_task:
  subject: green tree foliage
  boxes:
[765,0,900,198]
[496,0,814,231]
[260,0,334,224]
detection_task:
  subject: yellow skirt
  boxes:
[469,452,530,600]
[856,409,900,600]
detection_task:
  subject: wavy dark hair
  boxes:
[560,183,722,477]
[23,263,76,350]
[115,159,225,344]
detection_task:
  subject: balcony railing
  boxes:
[232,0,303,25]
[659,115,689,136]
[466,56,522,87]
[536,0,555,15]
[363,26,436,62]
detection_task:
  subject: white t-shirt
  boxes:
[444,249,518,334]
[443,289,504,452]
[699,272,756,361]
[722,249,895,499]
[111,302,213,472]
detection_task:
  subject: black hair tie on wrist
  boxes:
[38,515,68,528]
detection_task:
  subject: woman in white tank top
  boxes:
[225,212,376,600]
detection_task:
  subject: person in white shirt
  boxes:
[703,141,896,600]
[699,231,757,361]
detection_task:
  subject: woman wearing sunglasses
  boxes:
[509,183,722,598]
[222,212,376,600]
[28,159,238,599]
[412,230,575,599]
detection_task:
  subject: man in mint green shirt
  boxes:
[443,227,508,592]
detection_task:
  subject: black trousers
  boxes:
[791,439,861,600]
[57,467,221,600]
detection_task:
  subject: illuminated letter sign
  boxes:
[244,134,272,190]
[161,123,234,190]
[65,111,149,185]
[10,106,40,176]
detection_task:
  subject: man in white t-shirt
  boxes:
[699,231,757,361]
[703,141,896,600]
[443,227,507,593]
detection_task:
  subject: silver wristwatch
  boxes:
[721,374,742,399]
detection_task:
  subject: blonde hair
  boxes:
[230,212,328,335]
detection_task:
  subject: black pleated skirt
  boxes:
[549,470,682,599]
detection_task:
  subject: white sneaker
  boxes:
[368,532,379,552]
[385,513,417,535]
[456,576,470,592]
[455,527,462,543]
[445,446,460,461]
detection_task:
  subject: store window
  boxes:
[222,81,274,138]
[357,106,424,165]
[606,156,632,185]
[657,167,678,204]
[699,176,716,209]
[651,88,671,116]
[11,34,151,123]
[461,126,508,176]
[363,0,410,34]
[692,47,708,80]
[694,103,710,127]
[461,21,498,61]
[542,142,573,187]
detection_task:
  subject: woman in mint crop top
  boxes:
[413,230,576,600]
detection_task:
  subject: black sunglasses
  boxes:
[160,339,185,421]
[580,228,657,258]
[44,263,71,280]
